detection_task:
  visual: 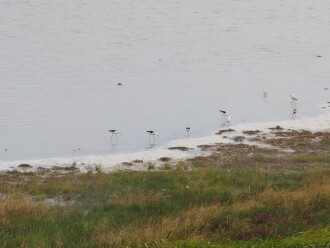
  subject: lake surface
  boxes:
[1,0,330,162]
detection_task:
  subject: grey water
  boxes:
[1,0,330,162]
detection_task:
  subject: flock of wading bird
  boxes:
[108,83,318,142]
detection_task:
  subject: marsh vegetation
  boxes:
[0,131,329,247]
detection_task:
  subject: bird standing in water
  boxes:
[147,130,158,140]
[109,130,121,139]
[263,88,268,97]
[290,94,298,102]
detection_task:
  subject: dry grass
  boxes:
[108,191,165,206]
[267,130,330,154]
[242,130,261,135]
[85,171,330,246]
[0,167,328,247]
[168,147,190,151]
[216,129,235,135]
[0,197,47,224]
[0,131,329,247]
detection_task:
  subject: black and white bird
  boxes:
[290,94,298,102]
[186,127,191,136]
[118,82,123,86]
[219,110,228,118]
[108,129,121,139]
[263,88,268,96]
[147,130,158,140]
[220,110,231,124]
[293,109,297,115]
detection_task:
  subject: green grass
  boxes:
[292,153,330,163]
[1,130,330,247]
[0,166,329,247]
[168,228,330,248]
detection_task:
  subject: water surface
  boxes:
[1,0,330,161]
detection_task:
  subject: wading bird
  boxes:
[219,110,228,118]
[290,94,298,102]
[147,130,158,140]
[186,127,191,136]
[293,108,297,115]
[109,129,121,139]
[263,88,268,96]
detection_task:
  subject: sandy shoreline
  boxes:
[1,111,329,172]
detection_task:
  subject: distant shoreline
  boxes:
[1,111,329,173]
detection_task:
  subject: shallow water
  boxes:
[1,0,330,162]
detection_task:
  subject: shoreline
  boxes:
[1,111,329,172]
[0,112,329,247]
